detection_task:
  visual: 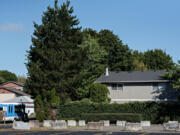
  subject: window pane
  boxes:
[153,83,158,90]
[9,106,10,113]
[112,84,117,90]
[11,106,13,113]
[158,83,166,91]
[117,84,123,91]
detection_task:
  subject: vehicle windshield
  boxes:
[15,104,25,113]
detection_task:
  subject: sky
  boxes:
[0,0,180,76]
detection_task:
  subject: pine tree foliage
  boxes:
[26,0,82,102]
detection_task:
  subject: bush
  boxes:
[89,83,110,103]
[59,118,75,120]
[58,101,180,124]
[82,113,142,123]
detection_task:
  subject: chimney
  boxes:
[105,67,109,76]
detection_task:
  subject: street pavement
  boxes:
[0,131,180,135]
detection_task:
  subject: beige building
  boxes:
[0,86,30,103]
[96,69,178,103]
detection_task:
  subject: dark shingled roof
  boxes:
[96,70,169,83]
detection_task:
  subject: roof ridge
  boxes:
[96,70,168,83]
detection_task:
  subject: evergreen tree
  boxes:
[26,0,82,103]
[144,49,174,70]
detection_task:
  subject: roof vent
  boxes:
[105,67,109,76]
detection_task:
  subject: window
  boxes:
[111,84,123,91]
[15,105,25,113]
[117,84,123,91]
[15,105,21,113]
[153,83,166,91]
[11,105,13,113]
[8,106,10,113]
[112,84,117,90]
[153,83,158,91]
[8,105,13,113]
[158,83,166,91]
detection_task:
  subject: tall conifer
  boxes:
[26,0,82,102]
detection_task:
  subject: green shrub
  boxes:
[59,118,75,120]
[58,101,180,124]
[89,83,110,103]
[82,113,142,123]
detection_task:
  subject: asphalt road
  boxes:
[0,131,180,135]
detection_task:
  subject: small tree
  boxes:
[34,95,46,121]
[89,83,110,103]
[34,89,60,121]
[49,88,60,108]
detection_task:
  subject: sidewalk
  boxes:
[66,124,180,134]
[0,124,180,134]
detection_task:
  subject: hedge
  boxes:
[82,113,142,123]
[58,100,180,124]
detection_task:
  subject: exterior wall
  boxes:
[106,82,178,103]
[0,93,16,103]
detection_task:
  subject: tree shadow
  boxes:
[152,84,180,102]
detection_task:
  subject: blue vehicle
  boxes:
[0,103,28,121]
